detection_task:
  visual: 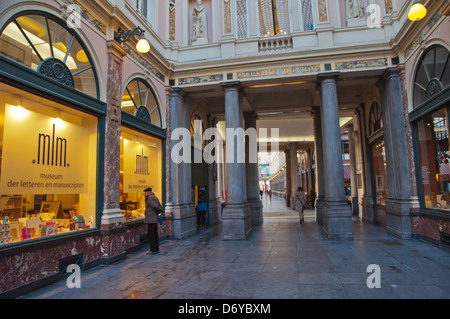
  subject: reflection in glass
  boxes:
[0,82,98,246]
[417,107,450,211]
[0,13,98,98]
[119,126,162,221]
[258,0,290,36]
[121,79,161,127]
[372,139,388,206]
[414,45,450,108]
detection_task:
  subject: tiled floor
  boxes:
[21,195,450,299]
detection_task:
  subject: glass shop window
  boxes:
[121,78,162,128]
[120,126,162,221]
[416,107,450,212]
[372,139,388,206]
[0,82,98,246]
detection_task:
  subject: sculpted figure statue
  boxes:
[192,0,208,44]
[346,0,365,19]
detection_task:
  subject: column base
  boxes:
[248,198,263,226]
[315,197,326,225]
[385,199,412,239]
[285,195,291,208]
[290,195,296,210]
[322,201,353,240]
[101,208,125,225]
[222,203,252,240]
[167,202,197,240]
[208,199,221,226]
[361,195,375,224]
[351,196,359,216]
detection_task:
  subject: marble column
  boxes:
[313,108,325,225]
[244,111,263,226]
[167,88,197,239]
[284,149,291,207]
[379,68,412,239]
[101,40,126,226]
[347,124,359,216]
[99,39,128,263]
[318,72,353,240]
[221,81,252,240]
[289,143,300,209]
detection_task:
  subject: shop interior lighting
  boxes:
[248,81,307,89]
[52,117,66,128]
[408,0,427,21]
[11,105,28,120]
[114,26,150,54]
[2,23,77,69]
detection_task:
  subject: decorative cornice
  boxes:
[106,39,127,61]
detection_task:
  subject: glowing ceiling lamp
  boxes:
[136,38,151,54]
[408,0,427,21]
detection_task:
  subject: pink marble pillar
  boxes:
[100,39,127,261]
[102,40,126,224]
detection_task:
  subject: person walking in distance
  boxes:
[144,187,163,254]
[295,186,306,224]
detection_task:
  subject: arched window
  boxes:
[369,101,383,135]
[413,45,450,108]
[0,12,98,98]
[121,78,162,128]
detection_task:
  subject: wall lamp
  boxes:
[408,0,427,21]
[114,26,150,53]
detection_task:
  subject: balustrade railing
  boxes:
[258,35,293,53]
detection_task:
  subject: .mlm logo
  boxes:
[134,148,150,175]
[35,124,68,167]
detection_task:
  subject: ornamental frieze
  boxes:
[236,64,321,80]
[335,58,388,70]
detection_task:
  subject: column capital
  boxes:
[106,39,128,62]
[171,87,187,98]
[220,81,241,90]
[317,71,340,82]
[383,67,400,80]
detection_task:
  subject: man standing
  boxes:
[144,187,163,254]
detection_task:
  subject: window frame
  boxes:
[0,30,106,251]
[120,78,166,218]
[121,78,163,130]
[0,11,100,99]
[236,0,249,39]
[412,44,450,110]
[299,0,316,32]
[410,45,450,218]
[257,0,292,37]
